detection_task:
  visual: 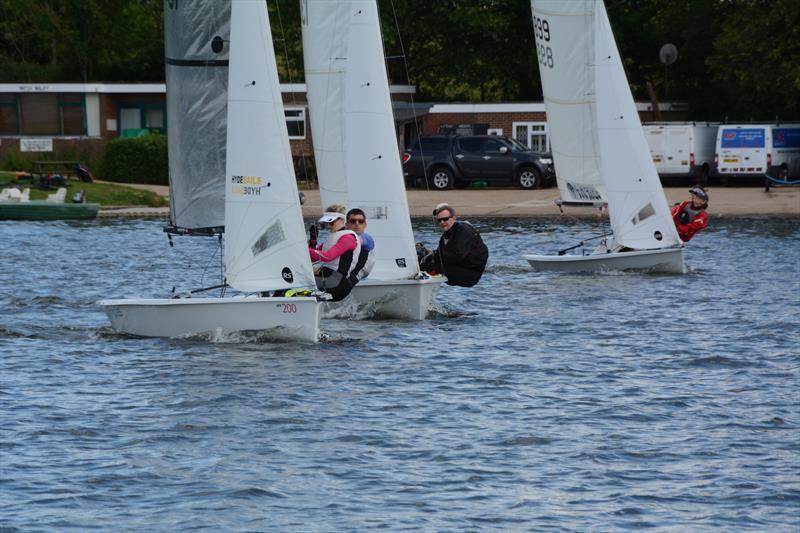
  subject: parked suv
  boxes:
[402,135,554,189]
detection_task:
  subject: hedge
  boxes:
[102,134,168,185]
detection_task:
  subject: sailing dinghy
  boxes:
[301,0,443,319]
[524,0,685,274]
[100,0,324,341]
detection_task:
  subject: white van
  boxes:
[715,124,800,182]
[644,122,719,184]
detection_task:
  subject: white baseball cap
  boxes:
[318,211,345,223]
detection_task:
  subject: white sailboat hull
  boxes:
[524,247,685,274]
[323,276,444,320]
[99,296,320,342]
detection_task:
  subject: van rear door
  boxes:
[665,126,691,174]
[716,127,768,177]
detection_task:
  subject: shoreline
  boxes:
[100,186,800,218]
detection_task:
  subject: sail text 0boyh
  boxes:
[231,175,267,196]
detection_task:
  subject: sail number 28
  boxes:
[533,16,554,69]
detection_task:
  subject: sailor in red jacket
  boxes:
[671,186,709,242]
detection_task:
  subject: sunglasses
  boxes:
[348,218,365,224]
[435,215,452,223]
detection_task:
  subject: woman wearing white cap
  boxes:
[671,186,709,242]
[309,204,362,301]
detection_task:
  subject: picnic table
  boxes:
[31,160,81,179]
[28,161,93,187]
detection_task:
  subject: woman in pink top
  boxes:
[309,205,361,301]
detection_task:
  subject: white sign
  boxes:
[18,84,50,92]
[106,118,117,132]
[20,138,53,152]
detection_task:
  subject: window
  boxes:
[60,94,85,135]
[513,121,549,152]
[119,105,166,135]
[285,108,305,139]
[458,137,483,152]
[0,92,87,135]
[414,137,449,152]
[483,138,506,152]
[20,93,58,134]
[120,108,141,131]
[144,108,165,129]
[0,93,18,134]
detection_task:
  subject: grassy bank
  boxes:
[0,171,167,207]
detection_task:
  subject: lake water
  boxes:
[1,216,798,532]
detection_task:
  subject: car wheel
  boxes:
[517,167,542,189]
[430,168,453,190]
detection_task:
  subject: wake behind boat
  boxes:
[100,0,324,341]
[523,0,685,274]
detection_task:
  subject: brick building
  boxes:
[0,82,686,177]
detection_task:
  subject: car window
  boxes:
[415,138,449,152]
[458,138,483,152]
[507,137,530,152]
[483,138,506,152]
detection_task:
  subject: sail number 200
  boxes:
[533,16,554,69]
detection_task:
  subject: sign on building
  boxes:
[20,138,54,152]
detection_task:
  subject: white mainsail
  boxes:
[302,0,419,280]
[591,0,680,249]
[164,0,229,230]
[224,0,317,292]
[531,1,605,205]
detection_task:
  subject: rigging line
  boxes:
[199,233,222,290]
[387,0,431,197]
[274,0,313,191]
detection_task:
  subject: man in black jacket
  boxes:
[418,203,488,287]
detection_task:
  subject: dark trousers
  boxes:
[315,269,354,302]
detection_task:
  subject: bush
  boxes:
[102,134,168,185]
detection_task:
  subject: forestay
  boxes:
[223,0,316,293]
[302,0,419,280]
[591,1,680,249]
[531,0,605,205]
[164,0,229,230]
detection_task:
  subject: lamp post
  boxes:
[659,43,678,103]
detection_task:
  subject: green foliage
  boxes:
[0,0,163,82]
[102,134,168,185]
[706,0,800,120]
[0,150,37,172]
[0,170,167,206]
[0,0,798,120]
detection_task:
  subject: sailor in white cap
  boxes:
[308,204,361,301]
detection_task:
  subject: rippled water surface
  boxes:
[1,215,798,532]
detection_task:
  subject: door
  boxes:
[717,127,767,175]
[453,137,487,179]
[480,137,514,180]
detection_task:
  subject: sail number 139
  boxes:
[533,16,554,69]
